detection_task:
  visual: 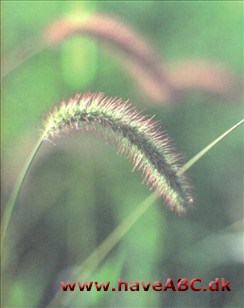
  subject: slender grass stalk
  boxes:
[179,118,244,174]
[1,36,49,79]
[1,136,43,250]
[47,192,159,307]
[47,117,243,307]
[1,93,243,251]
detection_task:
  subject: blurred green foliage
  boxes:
[2,1,243,307]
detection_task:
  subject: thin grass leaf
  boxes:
[47,118,243,307]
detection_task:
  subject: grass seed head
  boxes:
[43,93,193,214]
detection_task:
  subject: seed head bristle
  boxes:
[43,93,193,214]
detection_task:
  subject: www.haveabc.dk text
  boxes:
[61,278,231,292]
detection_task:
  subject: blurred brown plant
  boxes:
[2,14,242,103]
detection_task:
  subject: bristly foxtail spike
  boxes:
[43,92,193,214]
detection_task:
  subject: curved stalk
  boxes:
[1,95,243,260]
[47,117,243,307]
[1,136,44,249]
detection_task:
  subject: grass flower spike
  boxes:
[43,93,193,214]
[3,14,241,104]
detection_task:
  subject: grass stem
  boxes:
[179,118,244,174]
[47,118,243,306]
[1,136,44,249]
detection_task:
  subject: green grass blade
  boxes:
[179,118,244,174]
[48,118,243,306]
[1,136,44,249]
